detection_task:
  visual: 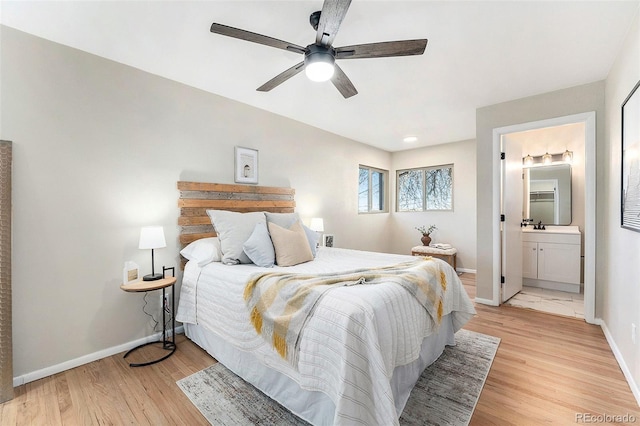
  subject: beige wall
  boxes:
[389,139,477,271]
[475,81,605,303]
[0,26,393,377]
[603,9,640,395]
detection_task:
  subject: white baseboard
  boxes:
[456,268,477,274]
[599,320,640,407]
[13,326,184,387]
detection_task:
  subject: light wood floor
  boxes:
[2,273,639,425]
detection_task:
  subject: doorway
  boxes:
[492,112,596,324]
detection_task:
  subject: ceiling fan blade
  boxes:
[257,61,306,92]
[316,0,352,46]
[211,23,306,54]
[336,39,428,59]
[331,64,358,98]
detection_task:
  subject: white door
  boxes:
[501,136,524,302]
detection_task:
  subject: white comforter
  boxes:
[176,247,476,425]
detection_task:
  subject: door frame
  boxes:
[491,112,596,324]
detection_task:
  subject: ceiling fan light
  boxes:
[306,61,335,82]
[304,44,336,82]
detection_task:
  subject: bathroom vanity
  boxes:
[522,225,581,293]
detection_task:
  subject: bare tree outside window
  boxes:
[397,165,453,212]
[359,165,388,213]
[398,169,424,211]
[426,167,453,210]
[358,167,369,213]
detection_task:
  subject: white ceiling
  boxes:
[1,1,638,152]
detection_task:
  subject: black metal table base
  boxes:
[123,340,176,367]
[124,266,176,367]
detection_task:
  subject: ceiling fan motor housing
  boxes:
[305,44,336,66]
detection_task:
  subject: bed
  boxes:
[175,182,476,425]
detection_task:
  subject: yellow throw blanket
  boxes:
[243,257,447,366]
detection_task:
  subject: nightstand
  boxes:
[120,267,176,367]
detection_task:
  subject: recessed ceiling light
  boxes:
[403,136,418,143]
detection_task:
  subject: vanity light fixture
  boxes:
[524,154,534,166]
[523,151,573,167]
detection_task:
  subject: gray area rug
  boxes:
[177,329,500,425]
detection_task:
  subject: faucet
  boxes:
[534,221,546,230]
[521,218,533,227]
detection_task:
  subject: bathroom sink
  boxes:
[521,225,580,234]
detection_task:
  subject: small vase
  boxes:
[421,234,432,246]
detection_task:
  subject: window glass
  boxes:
[359,165,388,213]
[397,165,453,212]
[426,166,453,210]
[358,167,370,213]
[398,169,424,211]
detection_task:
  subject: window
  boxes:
[359,165,388,213]
[397,164,453,211]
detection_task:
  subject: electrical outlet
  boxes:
[632,323,637,345]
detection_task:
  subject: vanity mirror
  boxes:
[523,163,572,225]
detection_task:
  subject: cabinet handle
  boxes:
[539,248,543,251]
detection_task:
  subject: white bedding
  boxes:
[177,247,476,425]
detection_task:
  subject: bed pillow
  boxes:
[303,225,320,255]
[243,222,275,268]
[206,210,266,265]
[179,237,221,267]
[265,212,319,257]
[268,220,314,267]
[265,212,299,228]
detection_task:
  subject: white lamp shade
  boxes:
[310,218,325,232]
[138,226,166,249]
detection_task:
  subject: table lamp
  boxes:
[139,226,166,281]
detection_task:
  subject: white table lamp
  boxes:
[139,226,166,281]
[310,218,324,233]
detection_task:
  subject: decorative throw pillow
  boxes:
[265,212,319,257]
[179,237,222,267]
[268,220,314,267]
[206,210,266,265]
[243,222,275,268]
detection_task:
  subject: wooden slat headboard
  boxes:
[178,181,296,246]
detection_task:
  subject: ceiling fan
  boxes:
[210,0,428,98]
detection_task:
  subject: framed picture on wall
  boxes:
[235,146,258,184]
[323,234,334,248]
[621,80,640,233]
